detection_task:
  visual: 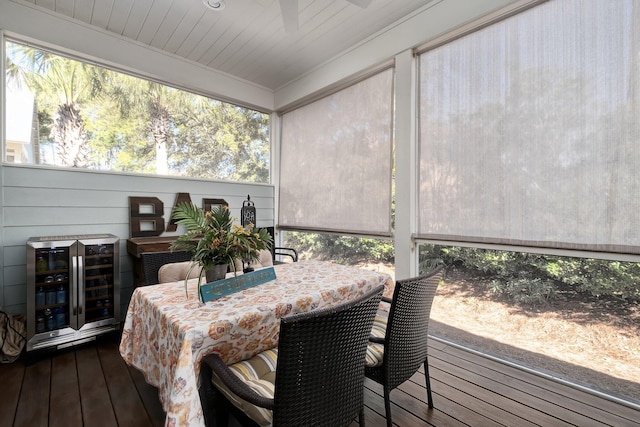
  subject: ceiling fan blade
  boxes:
[279,0,299,32]
[345,0,372,8]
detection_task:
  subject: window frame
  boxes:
[2,33,272,184]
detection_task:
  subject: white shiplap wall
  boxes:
[1,164,274,316]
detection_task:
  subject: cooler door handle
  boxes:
[71,256,78,315]
[77,255,84,315]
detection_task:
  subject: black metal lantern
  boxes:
[241,195,256,229]
[241,195,257,273]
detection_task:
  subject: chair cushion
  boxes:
[157,261,202,283]
[365,313,388,368]
[210,349,278,427]
[233,249,274,272]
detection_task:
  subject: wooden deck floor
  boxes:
[0,333,638,427]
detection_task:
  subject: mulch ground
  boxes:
[429,268,640,404]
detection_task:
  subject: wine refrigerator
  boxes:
[26,234,120,352]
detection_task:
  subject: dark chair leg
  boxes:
[199,363,230,427]
[384,386,392,427]
[359,408,366,427]
[424,359,434,409]
[214,390,231,427]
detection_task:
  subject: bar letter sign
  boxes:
[200,267,277,302]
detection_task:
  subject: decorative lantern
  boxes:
[241,195,257,273]
[241,195,256,229]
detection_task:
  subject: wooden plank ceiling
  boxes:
[16,0,436,90]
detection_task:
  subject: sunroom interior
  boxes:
[1,0,639,424]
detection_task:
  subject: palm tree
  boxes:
[108,76,184,175]
[6,41,104,167]
[6,41,269,179]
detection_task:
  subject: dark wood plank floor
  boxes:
[0,333,638,426]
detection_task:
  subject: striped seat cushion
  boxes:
[364,313,388,367]
[210,349,278,427]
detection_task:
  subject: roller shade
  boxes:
[417,0,640,254]
[279,68,394,236]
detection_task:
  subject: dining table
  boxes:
[119,259,394,427]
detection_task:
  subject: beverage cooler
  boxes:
[26,234,120,352]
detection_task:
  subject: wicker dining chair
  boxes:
[263,227,298,264]
[140,250,192,285]
[200,285,384,427]
[364,265,444,427]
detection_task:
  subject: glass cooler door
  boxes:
[80,241,117,326]
[32,246,72,334]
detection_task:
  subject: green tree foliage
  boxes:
[284,231,394,265]
[7,42,106,167]
[171,101,269,182]
[83,93,151,173]
[283,231,639,305]
[5,40,269,182]
[419,245,640,304]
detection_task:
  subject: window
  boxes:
[279,68,394,236]
[4,39,270,183]
[417,0,640,254]
[416,0,640,405]
[420,243,640,404]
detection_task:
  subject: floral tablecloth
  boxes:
[119,260,394,427]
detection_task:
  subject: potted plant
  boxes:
[169,202,272,298]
